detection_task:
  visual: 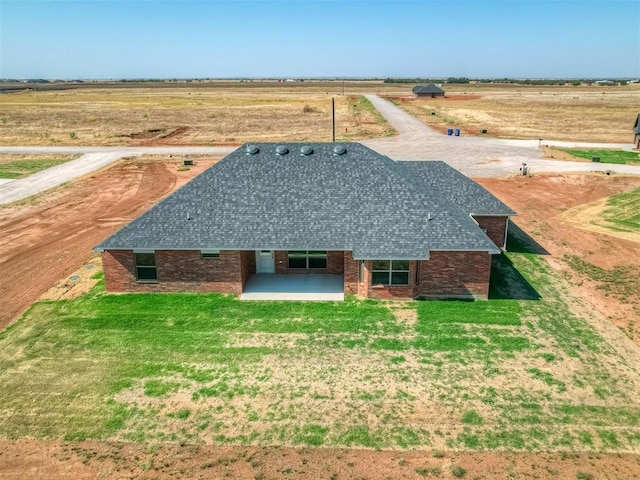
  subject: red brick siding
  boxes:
[102,249,246,294]
[473,216,509,249]
[415,251,491,299]
[274,250,344,275]
[343,252,360,296]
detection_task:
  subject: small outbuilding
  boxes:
[634,114,640,148]
[412,83,445,98]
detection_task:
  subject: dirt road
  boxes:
[363,94,640,177]
[0,146,233,205]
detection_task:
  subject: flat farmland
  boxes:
[388,83,640,143]
[0,82,397,146]
[1,81,638,146]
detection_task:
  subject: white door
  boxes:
[255,250,275,274]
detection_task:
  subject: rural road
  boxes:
[0,146,234,205]
[1,98,639,205]
[362,94,640,178]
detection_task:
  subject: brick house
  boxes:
[95,143,515,300]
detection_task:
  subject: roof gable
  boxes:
[412,83,445,94]
[96,143,500,258]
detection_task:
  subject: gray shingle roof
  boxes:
[412,84,445,95]
[399,161,516,216]
[95,143,502,259]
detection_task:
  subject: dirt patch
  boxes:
[39,256,102,301]
[1,438,639,480]
[0,156,218,330]
[477,173,640,345]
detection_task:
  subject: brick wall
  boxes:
[415,251,491,299]
[274,250,344,275]
[102,249,248,294]
[473,216,509,249]
[343,252,360,296]
[103,249,492,300]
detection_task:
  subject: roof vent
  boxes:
[275,145,289,155]
[300,146,313,156]
[246,145,259,155]
[333,145,347,155]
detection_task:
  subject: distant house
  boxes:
[634,114,640,148]
[412,83,445,98]
[95,143,515,300]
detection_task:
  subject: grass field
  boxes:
[0,81,638,145]
[602,187,640,233]
[2,233,640,452]
[390,83,640,143]
[559,149,640,165]
[0,154,78,179]
[0,84,394,146]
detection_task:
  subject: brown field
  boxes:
[1,81,638,146]
[387,83,640,143]
[0,82,396,146]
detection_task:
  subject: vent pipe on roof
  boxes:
[187,212,191,220]
[427,213,433,221]
[333,145,346,155]
[275,145,289,155]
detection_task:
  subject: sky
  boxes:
[0,0,638,79]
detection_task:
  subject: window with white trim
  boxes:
[288,250,327,269]
[371,260,410,286]
[135,252,157,281]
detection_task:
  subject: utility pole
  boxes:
[332,97,336,142]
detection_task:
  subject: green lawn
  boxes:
[601,187,640,234]
[559,148,640,165]
[0,156,77,179]
[1,237,640,451]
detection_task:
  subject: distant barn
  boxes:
[634,114,640,148]
[412,83,445,98]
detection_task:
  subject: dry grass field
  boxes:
[388,83,640,143]
[1,81,638,146]
[0,82,396,146]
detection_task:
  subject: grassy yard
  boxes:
[602,187,640,233]
[0,154,78,179]
[1,236,640,451]
[559,149,640,165]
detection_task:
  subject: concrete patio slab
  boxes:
[240,274,344,301]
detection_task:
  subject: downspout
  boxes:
[503,218,510,251]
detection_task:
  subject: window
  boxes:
[288,250,327,269]
[201,249,220,258]
[135,252,157,281]
[371,260,410,286]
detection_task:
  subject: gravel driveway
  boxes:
[362,94,640,177]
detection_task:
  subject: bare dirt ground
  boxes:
[2,159,640,477]
[477,173,640,345]
[2,439,640,480]
[0,156,218,330]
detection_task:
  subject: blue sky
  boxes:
[1,0,638,79]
